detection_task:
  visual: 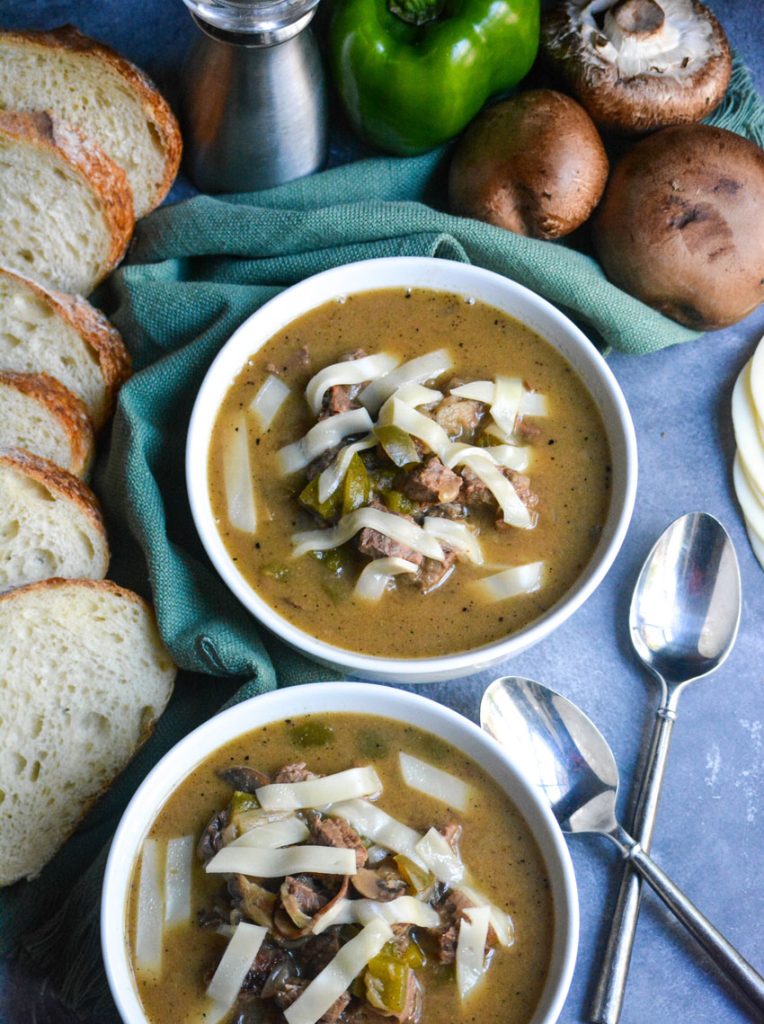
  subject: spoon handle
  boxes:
[612,826,764,1015]
[590,706,676,1023]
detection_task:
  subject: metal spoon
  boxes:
[591,512,741,1024]
[480,676,764,1015]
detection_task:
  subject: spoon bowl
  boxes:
[630,512,741,691]
[480,675,764,1016]
[480,675,619,835]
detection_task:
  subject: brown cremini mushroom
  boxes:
[351,862,409,901]
[448,90,609,240]
[593,124,764,330]
[542,0,732,134]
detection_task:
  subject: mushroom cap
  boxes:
[593,124,764,330]
[448,89,609,240]
[542,0,732,134]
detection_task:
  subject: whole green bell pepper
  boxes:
[329,0,540,155]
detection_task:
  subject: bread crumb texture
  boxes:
[0,579,176,885]
[0,450,109,592]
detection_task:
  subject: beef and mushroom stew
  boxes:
[208,288,611,657]
[127,714,554,1024]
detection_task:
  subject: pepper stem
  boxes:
[388,0,445,26]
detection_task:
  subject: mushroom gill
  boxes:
[541,0,732,134]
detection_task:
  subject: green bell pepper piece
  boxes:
[229,790,260,819]
[394,853,435,894]
[342,453,371,515]
[364,957,414,1014]
[329,0,539,155]
[311,547,350,576]
[374,425,421,468]
[369,465,398,493]
[289,719,335,747]
[299,475,341,522]
[383,489,418,516]
[380,938,426,969]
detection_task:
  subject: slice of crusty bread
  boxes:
[0,110,134,296]
[0,578,176,885]
[0,372,95,478]
[0,26,182,219]
[0,267,131,429]
[0,448,109,593]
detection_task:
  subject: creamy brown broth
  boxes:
[127,713,554,1024]
[208,289,611,657]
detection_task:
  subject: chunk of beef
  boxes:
[281,873,330,925]
[322,993,352,1024]
[434,890,478,964]
[495,470,539,530]
[430,393,485,441]
[436,921,459,965]
[273,761,316,784]
[240,938,289,995]
[217,765,270,793]
[319,384,361,419]
[304,444,342,482]
[343,1001,390,1024]
[439,822,463,850]
[318,349,370,420]
[296,929,342,979]
[434,889,497,964]
[515,415,542,442]
[276,968,352,1024]
[197,808,229,863]
[458,466,494,508]
[307,811,368,869]
[459,466,539,515]
[417,549,457,595]
[389,923,413,955]
[426,502,468,521]
[357,501,424,567]
[506,470,538,510]
[274,977,308,1010]
[402,456,462,505]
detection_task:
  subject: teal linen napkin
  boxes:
[0,52,761,1021]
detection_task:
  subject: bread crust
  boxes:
[0,574,155,620]
[0,25,182,215]
[0,447,109,562]
[0,110,135,292]
[0,267,131,428]
[0,371,95,478]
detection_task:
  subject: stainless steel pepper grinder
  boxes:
[180,0,328,192]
